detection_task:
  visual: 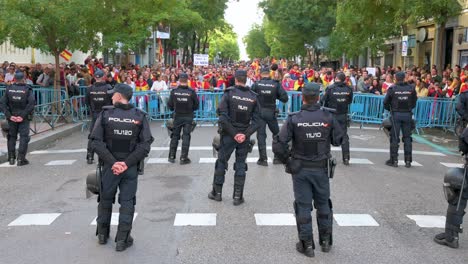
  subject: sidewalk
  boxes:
[0,122,82,163]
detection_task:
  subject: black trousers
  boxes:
[256,109,279,157]
[7,120,30,156]
[389,112,413,161]
[213,135,249,187]
[334,114,349,160]
[169,116,193,157]
[87,113,99,153]
[293,167,333,241]
[444,183,468,237]
[97,164,138,230]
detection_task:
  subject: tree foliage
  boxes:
[209,23,240,63]
[243,24,270,60]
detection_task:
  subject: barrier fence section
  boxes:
[0,87,462,133]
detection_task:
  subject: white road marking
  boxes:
[8,213,61,226]
[45,160,76,166]
[407,215,446,228]
[349,158,374,165]
[147,158,169,164]
[174,213,216,226]
[0,162,16,168]
[28,146,446,156]
[90,213,138,226]
[255,213,296,226]
[31,149,86,154]
[333,214,379,227]
[398,160,422,167]
[246,157,272,163]
[440,162,464,168]
[199,158,217,163]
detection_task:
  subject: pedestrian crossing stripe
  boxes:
[45,160,76,166]
[147,158,169,164]
[90,213,138,226]
[398,160,422,167]
[406,215,446,228]
[333,214,379,227]
[174,213,216,226]
[0,162,16,168]
[349,158,374,165]
[255,213,296,226]
[8,213,61,226]
[440,162,464,168]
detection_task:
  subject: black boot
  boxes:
[180,148,191,165]
[208,184,223,201]
[232,185,244,206]
[257,149,268,166]
[319,233,332,252]
[86,151,94,164]
[272,156,282,165]
[96,223,110,245]
[17,154,29,166]
[296,240,315,257]
[115,226,133,252]
[385,158,398,167]
[434,232,459,248]
[168,148,176,163]
[404,155,412,168]
[8,152,16,165]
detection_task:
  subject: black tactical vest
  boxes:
[255,79,278,109]
[326,83,352,114]
[102,106,144,160]
[172,86,194,114]
[228,87,257,127]
[391,83,414,112]
[89,83,112,113]
[6,84,31,113]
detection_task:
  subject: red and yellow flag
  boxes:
[60,50,72,61]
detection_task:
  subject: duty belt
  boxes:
[301,159,328,168]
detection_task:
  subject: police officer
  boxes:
[434,128,468,248]
[383,72,417,168]
[321,72,353,165]
[208,70,260,205]
[273,82,343,258]
[90,84,153,251]
[0,71,35,166]
[85,69,112,164]
[251,66,288,166]
[456,79,468,122]
[167,73,199,164]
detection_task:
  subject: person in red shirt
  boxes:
[289,64,301,80]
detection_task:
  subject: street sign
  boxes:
[194,54,209,66]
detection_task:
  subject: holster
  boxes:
[248,139,256,153]
[285,158,302,175]
[347,116,351,128]
[328,158,337,178]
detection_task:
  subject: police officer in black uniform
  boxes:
[90,84,153,252]
[321,72,353,165]
[456,83,468,122]
[167,73,199,164]
[208,70,260,205]
[383,72,417,168]
[273,82,343,258]
[85,69,112,164]
[0,71,35,166]
[434,127,468,248]
[251,66,288,166]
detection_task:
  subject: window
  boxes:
[408,35,416,48]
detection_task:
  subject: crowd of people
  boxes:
[1,57,468,103]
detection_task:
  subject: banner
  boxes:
[402,36,408,57]
[156,23,170,39]
[194,54,209,66]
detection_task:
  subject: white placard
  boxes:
[194,54,209,66]
[402,35,408,57]
[366,67,376,77]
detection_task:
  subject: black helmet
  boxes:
[443,167,465,203]
[86,164,102,198]
[382,118,392,129]
[212,134,221,158]
[166,119,174,137]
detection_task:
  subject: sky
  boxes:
[224,0,264,61]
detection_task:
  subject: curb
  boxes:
[0,123,82,163]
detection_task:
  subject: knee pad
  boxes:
[215,159,228,171]
[234,162,247,172]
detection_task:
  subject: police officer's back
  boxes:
[0,71,35,166]
[90,84,153,252]
[208,70,260,206]
[383,72,417,167]
[251,66,288,166]
[321,72,353,165]
[434,127,468,248]
[167,73,199,164]
[456,82,468,120]
[273,82,343,258]
[85,69,112,164]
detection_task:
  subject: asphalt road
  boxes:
[0,123,467,264]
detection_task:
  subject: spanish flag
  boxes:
[60,50,72,61]
[271,57,277,64]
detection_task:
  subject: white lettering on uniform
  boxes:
[108,117,139,124]
[177,98,188,102]
[238,105,248,111]
[297,122,328,127]
[12,96,22,100]
[232,95,255,103]
[260,90,272,94]
[114,129,133,136]
[306,132,322,138]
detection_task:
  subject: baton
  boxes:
[457,158,467,211]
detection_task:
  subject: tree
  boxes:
[243,24,270,60]
[209,23,239,64]
[0,0,103,92]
